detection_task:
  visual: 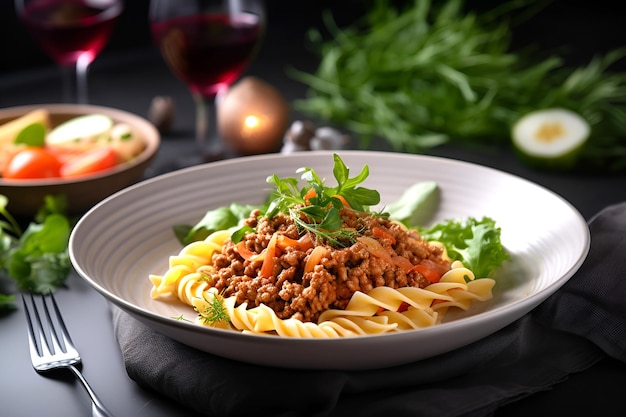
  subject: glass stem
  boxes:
[192,91,223,160]
[60,64,77,104]
[60,55,90,104]
[76,55,90,105]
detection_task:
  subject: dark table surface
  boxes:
[1,1,625,416]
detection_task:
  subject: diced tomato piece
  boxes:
[3,147,62,179]
[397,302,410,313]
[60,147,118,178]
[412,263,443,284]
[46,146,84,165]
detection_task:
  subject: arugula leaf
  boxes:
[418,216,508,278]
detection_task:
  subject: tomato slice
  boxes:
[47,146,85,165]
[60,147,118,178]
[3,147,62,179]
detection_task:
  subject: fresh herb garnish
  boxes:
[265,153,380,247]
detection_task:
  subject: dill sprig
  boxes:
[289,207,362,247]
[197,292,230,325]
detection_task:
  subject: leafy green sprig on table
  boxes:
[0,195,71,311]
[290,0,626,171]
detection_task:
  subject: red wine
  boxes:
[20,0,121,66]
[151,13,264,98]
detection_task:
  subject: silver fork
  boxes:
[22,292,115,417]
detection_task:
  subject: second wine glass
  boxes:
[149,0,265,164]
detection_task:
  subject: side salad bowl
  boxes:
[0,103,160,217]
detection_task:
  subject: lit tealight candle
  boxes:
[241,114,264,139]
[218,77,290,155]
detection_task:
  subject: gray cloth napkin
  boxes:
[112,202,626,417]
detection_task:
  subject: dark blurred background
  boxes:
[0,0,624,76]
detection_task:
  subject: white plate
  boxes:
[69,151,590,370]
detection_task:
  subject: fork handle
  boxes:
[68,365,115,417]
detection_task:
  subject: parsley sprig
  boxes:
[265,154,380,247]
[0,195,72,311]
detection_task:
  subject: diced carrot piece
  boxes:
[276,235,301,249]
[303,188,317,205]
[331,194,351,209]
[372,226,396,244]
[259,234,279,278]
[235,241,256,261]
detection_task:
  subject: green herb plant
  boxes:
[291,0,626,171]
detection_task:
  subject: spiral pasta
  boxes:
[150,231,496,338]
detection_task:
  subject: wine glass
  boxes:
[15,0,123,104]
[149,0,265,164]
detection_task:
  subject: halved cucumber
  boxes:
[512,108,590,170]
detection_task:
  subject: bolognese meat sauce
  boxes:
[203,208,451,323]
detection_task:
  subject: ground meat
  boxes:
[206,209,451,323]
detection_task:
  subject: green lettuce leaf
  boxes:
[419,216,508,278]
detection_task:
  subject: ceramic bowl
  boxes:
[0,103,160,217]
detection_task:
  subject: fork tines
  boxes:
[22,292,80,369]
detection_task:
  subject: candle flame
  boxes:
[244,115,260,129]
